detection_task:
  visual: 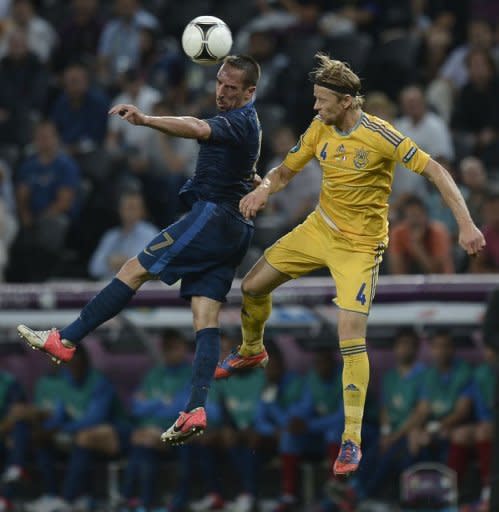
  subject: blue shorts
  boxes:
[138,201,253,302]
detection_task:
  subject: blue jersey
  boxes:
[180,101,261,222]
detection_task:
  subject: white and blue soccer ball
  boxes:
[181,15,233,65]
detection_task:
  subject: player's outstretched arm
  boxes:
[239,163,296,220]
[422,158,485,256]
[109,104,211,140]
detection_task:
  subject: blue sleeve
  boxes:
[205,400,222,425]
[43,401,67,430]
[308,409,344,433]
[59,157,80,188]
[206,111,247,146]
[130,396,165,417]
[470,382,491,421]
[131,388,190,420]
[287,386,314,419]
[61,378,114,433]
[253,401,278,436]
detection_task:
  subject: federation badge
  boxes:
[354,147,369,169]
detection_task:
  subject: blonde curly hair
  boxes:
[309,52,364,109]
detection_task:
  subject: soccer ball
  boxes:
[181,15,233,65]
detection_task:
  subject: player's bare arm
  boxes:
[422,158,485,255]
[239,163,296,220]
[108,103,212,140]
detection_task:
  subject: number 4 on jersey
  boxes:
[320,142,328,160]
[356,282,367,306]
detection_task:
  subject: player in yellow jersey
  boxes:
[215,54,485,478]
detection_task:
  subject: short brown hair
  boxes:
[223,54,261,88]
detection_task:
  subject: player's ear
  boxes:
[246,85,256,96]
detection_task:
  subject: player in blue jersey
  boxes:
[17,54,262,445]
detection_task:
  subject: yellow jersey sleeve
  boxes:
[283,117,321,172]
[369,117,430,174]
[392,136,431,174]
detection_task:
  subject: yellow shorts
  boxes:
[264,211,385,314]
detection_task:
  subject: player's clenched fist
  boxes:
[459,223,486,256]
[239,186,269,220]
[109,104,147,126]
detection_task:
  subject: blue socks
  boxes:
[60,278,136,344]
[185,327,220,411]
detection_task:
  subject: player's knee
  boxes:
[116,257,150,289]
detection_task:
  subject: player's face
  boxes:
[216,64,255,111]
[313,85,346,126]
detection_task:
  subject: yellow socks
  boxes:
[340,337,369,445]
[239,292,272,356]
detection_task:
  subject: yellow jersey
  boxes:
[283,112,430,247]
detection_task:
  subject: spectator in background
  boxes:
[428,19,496,123]
[97,0,158,89]
[270,349,344,512]
[460,156,489,227]
[88,190,157,280]
[319,0,378,37]
[51,0,104,73]
[0,28,49,147]
[391,85,454,202]
[0,371,28,511]
[206,334,265,512]
[0,0,57,63]
[121,330,193,512]
[362,91,396,122]
[25,347,126,512]
[6,121,80,282]
[362,328,426,499]
[253,348,304,512]
[470,191,499,273]
[439,19,495,90]
[137,99,197,226]
[452,48,499,165]
[446,345,496,511]
[138,27,186,97]
[408,330,473,462]
[388,195,455,274]
[51,63,109,157]
[0,160,17,281]
[106,68,161,157]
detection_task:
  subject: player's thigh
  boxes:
[138,201,251,286]
[328,242,384,317]
[242,255,291,295]
[262,213,326,282]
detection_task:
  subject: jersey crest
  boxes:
[353,147,369,169]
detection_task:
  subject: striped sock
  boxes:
[340,337,369,445]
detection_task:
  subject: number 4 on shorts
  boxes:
[356,282,367,306]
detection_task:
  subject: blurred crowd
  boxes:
[0,0,498,282]
[0,328,495,511]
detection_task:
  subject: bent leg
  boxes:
[60,257,151,344]
[239,256,291,356]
